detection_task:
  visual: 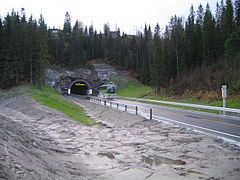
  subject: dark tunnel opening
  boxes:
[70,81,89,95]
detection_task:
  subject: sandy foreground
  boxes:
[0,90,240,180]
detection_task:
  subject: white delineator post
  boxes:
[221,85,227,115]
[88,89,92,95]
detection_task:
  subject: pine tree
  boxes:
[36,14,49,87]
[72,20,82,64]
[151,24,163,92]
[203,3,216,63]
[0,17,3,80]
[163,25,177,81]
[26,15,38,84]
[216,0,225,27]
[140,59,150,85]
[170,16,185,74]
[0,17,5,87]
[1,11,19,87]
[215,1,226,56]
[235,0,240,26]
[195,4,204,65]
[63,12,71,36]
[62,12,72,65]
[143,25,152,67]
[114,28,122,65]
[223,0,234,39]
[141,24,152,83]
[185,5,196,68]
[88,25,94,59]
[0,10,48,88]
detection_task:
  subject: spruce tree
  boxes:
[63,12,71,36]
[170,16,185,73]
[203,3,216,63]
[196,4,204,65]
[185,5,196,68]
[223,0,234,39]
[36,14,49,87]
[235,0,240,26]
[151,24,162,92]
[215,1,226,56]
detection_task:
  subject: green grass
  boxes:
[31,86,95,126]
[138,99,221,114]
[204,96,240,109]
[117,78,240,112]
[117,78,153,98]
[144,94,240,109]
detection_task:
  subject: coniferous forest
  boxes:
[0,0,239,94]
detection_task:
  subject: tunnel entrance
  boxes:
[70,81,89,95]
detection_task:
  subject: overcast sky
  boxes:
[0,0,219,34]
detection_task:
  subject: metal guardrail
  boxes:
[87,96,240,141]
[88,97,153,119]
[121,97,240,114]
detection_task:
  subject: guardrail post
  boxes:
[117,103,119,110]
[125,105,127,112]
[136,106,138,115]
[150,109,152,120]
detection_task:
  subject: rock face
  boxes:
[45,63,127,95]
[91,63,129,88]
[91,64,119,81]
[45,66,101,95]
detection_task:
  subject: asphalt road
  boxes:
[111,98,240,142]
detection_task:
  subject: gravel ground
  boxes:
[0,88,240,180]
[0,89,100,180]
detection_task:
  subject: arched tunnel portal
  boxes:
[69,79,91,95]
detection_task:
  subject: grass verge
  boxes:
[144,95,240,110]
[31,86,95,126]
[117,78,153,98]
[117,78,240,113]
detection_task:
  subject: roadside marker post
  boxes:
[221,85,227,115]
[125,105,127,112]
[136,106,138,115]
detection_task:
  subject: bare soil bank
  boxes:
[0,88,240,180]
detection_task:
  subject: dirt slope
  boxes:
[0,87,240,180]
[0,89,100,180]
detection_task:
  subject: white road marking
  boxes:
[152,114,240,140]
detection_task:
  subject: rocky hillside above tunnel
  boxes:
[45,63,128,95]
